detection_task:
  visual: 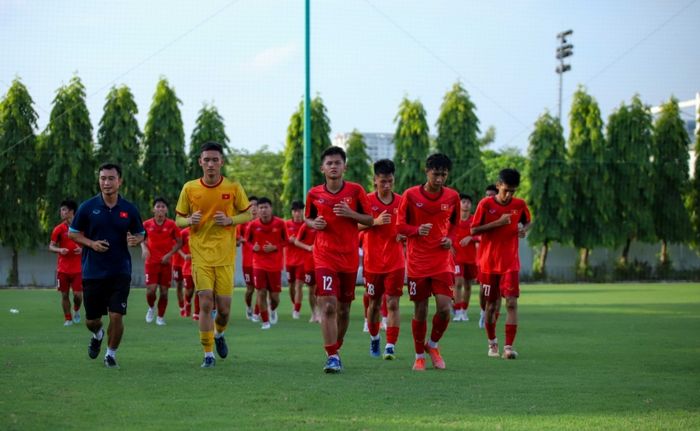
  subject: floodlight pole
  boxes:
[556,30,573,123]
[303,0,312,195]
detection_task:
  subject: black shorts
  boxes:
[83,274,132,320]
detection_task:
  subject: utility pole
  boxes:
[303,0,311,194]
[556,30,573,123]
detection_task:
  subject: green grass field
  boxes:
[1,283,699,430]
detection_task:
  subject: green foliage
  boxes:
[393,97,430,193]
[687,109,700,251]
[344,129,372,190]
[527,112,571,251]
[435,82,486,197]
[568,87,613,251]
[482,147,530,201]
[478,125,497,148]
[281,97,332,211]
[652,97,690,245]
[43,75,96,226]
[606,95,655,248]
[188,103,229,180]
[226,146,284,215]
[142,78,186,205]
[96,85,145,212]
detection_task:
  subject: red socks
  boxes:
[261,309,269,323]
[157,295,167,317]
[294,302,301,312]
[486,321,497,340]
[430,313,450,343]
[64,313,72,321]
[411,319,427,354]
[505,324,517,346]
[254,304,260,314]
[386,326,399,344]
[324,343,338,357]
[146,291,156,308]
[368,321,380,337]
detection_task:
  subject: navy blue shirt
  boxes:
[70,194,145,280]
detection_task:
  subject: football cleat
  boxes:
[370,338,381,357]
[251,314,261,323]
[200,356,216,368]
[261,322,271,330]
[292,310,300,319]
[488,341,500,358]
[156,317,166,326]
[145,307,155,323]
[64,320,73,327]
[323,356,342,373]
[88,335,102,359]
[103,355,119,369]
[72,312,81,324]
[383,345,396,360]
[502,346,518,360]
[412,357,426,371]
[424,344,446,369]
[270,310,278,325]
[215,336,228,358]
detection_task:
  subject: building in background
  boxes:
[333,132,395,162]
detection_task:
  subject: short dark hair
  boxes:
[485,184,498,193]
[98,163,122,178]
[374,159,395,176]
[498,168,521,187]
[248,195,258,202]
[291,200,305,210]
[257,197,272,206]
[200,141,224,155]
[60,199,77,212]
[459,193,472,202]
[153,197,168,207]
[425,153,452,171]
[321,146,346,163]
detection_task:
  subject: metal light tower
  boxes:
[303,0,311,194]
[556,30,573,123]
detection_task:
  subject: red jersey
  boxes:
[246,216,288,272]
[285,219,306,268]
[305,181,371,272]
[237,222,254,267]
[363,192,405,274]
[50,222,81,274]
[180,227,193,276]
[453,214,479,264]
[397,185,460,278]
[143,218,181,265]
[471,196,531,274]
[296,223,317,270]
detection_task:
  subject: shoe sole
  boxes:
[323,367,341,374]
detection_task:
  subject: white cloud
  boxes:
[242,42,298,73]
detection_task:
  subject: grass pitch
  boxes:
[1,283,699,430]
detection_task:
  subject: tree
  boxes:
[142,78,186,205]
[344,129,372,190]
[526,112,571,278]
[96,85,144,212]
[227,146,285,215]
[568,87,612,277]
[606,95,655,266]
[435,82,486,197]
[689,107,700,252]
[482,147,530,200]
[188,103,229,180]
[43,76,96,226]
[651,97,691,266]
[0,79,42,285]
[393,97,430,193]
[280,97,332,210]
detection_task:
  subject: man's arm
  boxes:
[68,230,109,253]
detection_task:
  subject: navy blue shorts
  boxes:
[83,274,131,320]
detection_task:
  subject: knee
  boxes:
[505,298,517,311]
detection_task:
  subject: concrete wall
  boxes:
[2,241,699,287]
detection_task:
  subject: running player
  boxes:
[179,227,198,319]
[175,142,251,368]
[471,169,531,359]
[49,200,83,326]
[237,196,259,320]
[305,146,373,373]
[285,201,306,319]
[397,153,460,371]
[452,193,478,322]
[359,159,405,360]
[478,184,498,328]
[293,222,318,322]
[246,197,288,329]
[141,197,182,326]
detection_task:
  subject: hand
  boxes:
[142,248,151,260]
[160,254,171,264]
[312,216,327,231]
[190,211,202,226]
[262,242,276,253]
[498,213,511,226]
[252,242,261,252]
[288,236,297,243]
[91,239,109,252]
[459,236,472,247]
[184,254,192,261]
[418,223,433,236]
[396,234,407,243]
[332,201,354,218]
[373,210,391,226]
[72,247,82,255]
[214,211,231,226]
[518,224,527,238]
[440,237,452,249]
[59,248,69,255]
[126,232,141,247]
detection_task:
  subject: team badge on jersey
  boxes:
[344,197,353,204]
[416,202,424,208]
[441,204,450,211]
[119,211,129,219]
[222,193,230,200]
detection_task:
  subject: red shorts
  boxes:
[57,272,82,293]
[315,268,356,303]
[455,263,478,281]
[183,275,195,291]
[480,271,520,300]
[243,266,254,288]
[286,265,305,283]
[172,265,183,283]
[407,272,455,302]
[254,269,282,293]
[145,263,172,286]
[304,263,316,286]
[364,269,404,298]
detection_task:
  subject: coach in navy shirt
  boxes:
[69,163,144,369]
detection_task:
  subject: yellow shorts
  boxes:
[193,265,234,297]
